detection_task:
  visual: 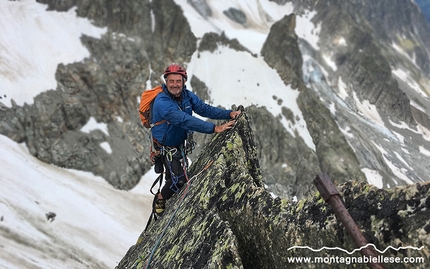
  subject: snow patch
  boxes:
[392,68,428,98]
[0,0,106,107]
[353,92,385,127]
[187,46,315,150]
[295,11,321,50]
[372,141,413,185]
[337,77,349,100]
[100,142,112,153]
[322,53,337,71]
[176,0,294,54]
[390,120,430,142]
[81,117,109,136]
[419,145,430,156]
[362,168,383,188]
[0,134,154,269]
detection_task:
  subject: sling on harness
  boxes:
[143,132,195,234]
[148,131,195,194]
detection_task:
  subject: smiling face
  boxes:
[166,73,185,97]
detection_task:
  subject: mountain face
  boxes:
[1,1,430,198]
[1,0,430,268]
[1,0,198,190]
[117,110,430,269]
[289,0,430,193]
[1,0,430,201]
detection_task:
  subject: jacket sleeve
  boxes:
[157,94,217,134]
[188,91,232,120]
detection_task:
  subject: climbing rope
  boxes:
[142,143,189,236]
[138,159,214,269]
[168,146,187,194]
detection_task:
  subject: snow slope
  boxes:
[0,0,106,108]
[0,134,154,269]
[0,1,150,268]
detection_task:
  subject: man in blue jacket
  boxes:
[151,64,241,215]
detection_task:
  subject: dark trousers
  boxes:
[160,149,186,200]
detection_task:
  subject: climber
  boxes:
[151,63,241,216]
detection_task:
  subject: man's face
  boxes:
[166,74,184,97]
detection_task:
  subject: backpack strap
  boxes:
[150,119,167,128]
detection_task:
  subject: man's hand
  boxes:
[214,120,236,133]
[214,110,241,133]
[230,110,241,119]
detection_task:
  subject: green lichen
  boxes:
[363,184,371,193]
[221,135,244,163]
[227,141,235,150]
[280,198,290,208]
[320,205,327,213]
[230,182,241,193]
[198,190,211,209]
[182,211,195,227]
[296,199,306,212]
[316,196,325,205]
[163,242,182,261]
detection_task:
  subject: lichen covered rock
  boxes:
[116,111,429,269]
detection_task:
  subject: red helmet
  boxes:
[163,64,187,80]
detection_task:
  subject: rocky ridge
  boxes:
[116,110,430,269]
[0,1,429,267]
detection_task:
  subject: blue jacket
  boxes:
[151,84,232,147]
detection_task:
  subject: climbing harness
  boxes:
[150,131,195,193]
[143,131,195,234]
[165,145,186,193]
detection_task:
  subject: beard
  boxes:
[167,85,183,97]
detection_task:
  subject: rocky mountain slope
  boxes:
[2,0,429,201]
[1,0,430,268]
[116,110,429,269]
